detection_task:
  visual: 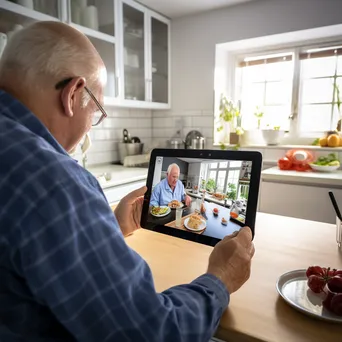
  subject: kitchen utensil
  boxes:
[118,142,144,164]
[336,216,342,249]
[122,129,131,143]
[328,191,342,221]
[169,139,184,149]
[131,136,141,143]
[185,130,204,149]
[276,269,342,323]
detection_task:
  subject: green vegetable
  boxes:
[313,153,340,166]
[328,160,340,166]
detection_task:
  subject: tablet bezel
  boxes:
[141,149,262,246]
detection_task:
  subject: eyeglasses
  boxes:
[55,78,108,126]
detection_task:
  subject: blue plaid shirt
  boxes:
[0,90,229,341]
[150,178,185,206]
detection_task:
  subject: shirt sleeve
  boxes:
[15,178,229,342]
[150,182,161,207]
[180,181,186,201]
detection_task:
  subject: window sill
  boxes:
[213,143,342,152]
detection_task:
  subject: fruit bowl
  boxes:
[310,164,340,172]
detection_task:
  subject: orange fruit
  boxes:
[319,137,328,147]
[339,136,342,147]
[327,134,340,147]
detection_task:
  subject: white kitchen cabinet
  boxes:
[260,180,342,224]
[118,0,170,109]
[0,0,170,109]
[103,179,146,205]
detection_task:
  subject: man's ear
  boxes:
[60,77,86,118]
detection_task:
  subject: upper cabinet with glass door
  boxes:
[68,0,119,102]
[120,0,170,109]
[150,14,169,105]
[121,0,146,102]
[0,0,62,45]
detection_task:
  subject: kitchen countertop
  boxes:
[87,164,148,189]
[125,212,342,342]
[262,166,342,187]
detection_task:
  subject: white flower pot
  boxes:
[262,130,285,145]
[240,129,264,146]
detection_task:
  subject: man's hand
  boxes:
[114,186,147,237]
[184,195,192,207]
[207,226,255,293]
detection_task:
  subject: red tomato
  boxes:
[294,163,311,172]
[278,157,293,170]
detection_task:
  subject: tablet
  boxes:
[141,149,262,246]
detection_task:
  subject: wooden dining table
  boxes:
[123,211,342,342]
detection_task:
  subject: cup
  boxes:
[82,5,99,31]
[336,216,342,249]
[175,208,183,227]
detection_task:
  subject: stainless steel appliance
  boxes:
[118,128,143,164]
[185,130,205,149]
[118,142,144,164]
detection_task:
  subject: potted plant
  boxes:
[217,94,242,145]
[205,178,216,193]
[240,106,265,146]
[226,183,237,200]
[262,125,285,145]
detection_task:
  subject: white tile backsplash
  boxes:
[152,110,215,147]
[73,107,152,166]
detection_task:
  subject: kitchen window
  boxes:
[234,44,342,135]
[203,161,242,194]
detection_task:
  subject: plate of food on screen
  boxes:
[184,214,206,232]
[168,200,184,209]
[151,206,171,217]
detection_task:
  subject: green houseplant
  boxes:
[226,183,237,200]
[217,94,243,146]
[206,178,216,193]
[254,106,264,130]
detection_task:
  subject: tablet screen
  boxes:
[146,155,252,240]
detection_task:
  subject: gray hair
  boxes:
[167,163,180,174]
[0,22,104,107]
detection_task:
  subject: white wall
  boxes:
[73,107,152,166]
[152,0,342,147]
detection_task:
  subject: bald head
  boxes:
[0,21,106,153]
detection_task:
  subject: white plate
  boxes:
[310,164,340,172]
[276,269,342,323]
[184,217,206,232]
[168,202,184,209]
[151,206,171,217]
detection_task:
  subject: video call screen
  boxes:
[147,156,252,240]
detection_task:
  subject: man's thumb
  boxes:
[124,186,147,203]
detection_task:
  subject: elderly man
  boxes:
[150,163,192,207]
[0,22,254,341]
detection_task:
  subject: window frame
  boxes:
[205,161,242,194]
[214,25,342,145]
[234,43,342,137]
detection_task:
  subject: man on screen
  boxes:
[150,163,192,207]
